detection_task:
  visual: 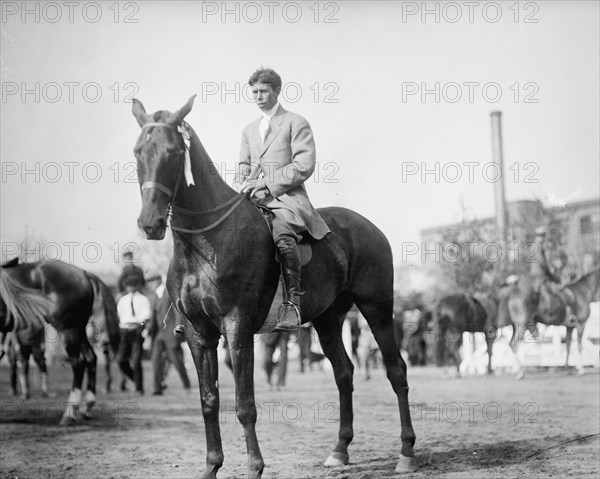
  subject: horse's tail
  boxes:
[85,272,120,354]
[0,268,51,333]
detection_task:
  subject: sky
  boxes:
[1,0,599,275]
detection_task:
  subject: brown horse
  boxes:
[562,269,600,373]
[433,294,498,376]
[501,268,599,378]
[131,96,417,478]
[0,259,120,424]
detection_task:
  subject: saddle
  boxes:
[255,204,313,267]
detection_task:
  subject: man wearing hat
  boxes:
[233,67,330,332]
[118,250,146,294]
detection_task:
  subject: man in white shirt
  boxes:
[117,285,152,395]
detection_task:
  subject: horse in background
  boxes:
[0,259,120,425]
[502,268,599,378]
[563,268,600,373]
[5,322,48,398]
[131,96,417,477]
[400,307,431,367]
[428,294,497,376]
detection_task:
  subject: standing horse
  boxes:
[5,322,48,398]
[131,96,417,478]
[501,268,600,378]
[433,294,498,376]
[0,259,120,425]
[563,268,600,373]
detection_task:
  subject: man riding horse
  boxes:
[531,226,562,293]
[234,68,330,331]
[530,226,576,326]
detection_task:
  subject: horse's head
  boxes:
[131,96,196,239]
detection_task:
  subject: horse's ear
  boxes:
[132,98,150,127]
[167,95,197,126]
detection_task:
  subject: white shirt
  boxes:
[117,291,152,327]
[259,102,280,144]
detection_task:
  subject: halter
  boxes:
[139,121,245,234]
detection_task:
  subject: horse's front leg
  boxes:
[187,326,224,479]
[224,322,264,479]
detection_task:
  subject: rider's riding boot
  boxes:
[275,236,305,332]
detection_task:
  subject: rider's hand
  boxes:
[241,179,268,198]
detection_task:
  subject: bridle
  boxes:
[138,121,245,234]
[139,121,186,202]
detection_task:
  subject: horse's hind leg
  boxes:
[17,345,31,399]
[32,343,49,398]
[60,330,86,426]
[575,322,586,376]
[312,298,355,467]
[102,342,112,393]
[356,300,417,473]
[80,339,98,419]
[485,325,497,375]
[564,326,574,369]
[8,344,18,396]
[446,327,463,377]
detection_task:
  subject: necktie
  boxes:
[130,294,136,318]
[259,116,270,145]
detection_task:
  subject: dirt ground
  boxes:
[0,351,598,479]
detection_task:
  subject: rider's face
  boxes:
[251,83,280,112]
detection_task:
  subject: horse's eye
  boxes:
[167,149,180,160]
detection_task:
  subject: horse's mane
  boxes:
[0,268,52,332]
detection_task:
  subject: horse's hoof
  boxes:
[40,391,49,398]
[577,367,586,376]
[516,371,525,381]
[324,451,349,467]
[395,455,418,473]
[59,415,77,427]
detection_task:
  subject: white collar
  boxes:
[260,102,280,120]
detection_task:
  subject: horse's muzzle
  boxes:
[138,216,166,240]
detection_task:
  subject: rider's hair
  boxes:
[248,68,282,91]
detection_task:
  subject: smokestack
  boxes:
[490,111,509,262]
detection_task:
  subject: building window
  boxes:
[580,215,592,235]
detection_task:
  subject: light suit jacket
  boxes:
[237,105,330,240]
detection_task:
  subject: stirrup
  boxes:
[275,302,301,332]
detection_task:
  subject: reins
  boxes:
[170,194,245,234]
[139,121,246,235]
